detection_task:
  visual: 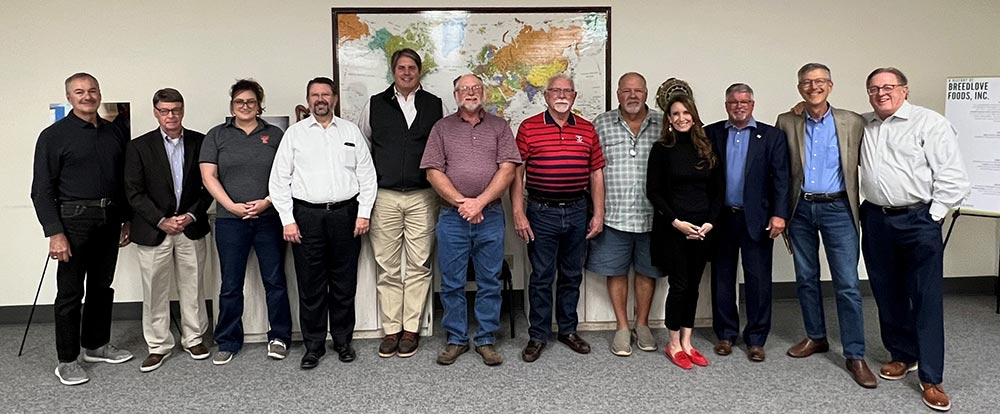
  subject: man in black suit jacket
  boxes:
[705,83,790,362]
[124,88,213,372]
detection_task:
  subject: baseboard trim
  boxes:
[2,276,994,325]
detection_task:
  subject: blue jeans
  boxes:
[526,198,587,342]
[214,215,292,353]
[788,198,865,359]
[437,205,505,346]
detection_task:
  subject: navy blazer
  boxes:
[124,128,212,246]
[705,120,790,242]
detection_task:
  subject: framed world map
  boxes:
[332,7,611,131]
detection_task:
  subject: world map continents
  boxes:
[335,10,609,131]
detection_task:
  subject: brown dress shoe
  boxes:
[786,337,830,358]
[846,359,878,388]
[747,345,766,362]
[920,382,951,412]
[378,333,400,358]
[521,339,545,363]
[185,343,210,360]
[397,331,419,358]
[140,351,171,373]
[558,334,591,354]
[714,340,733,356]
[879,360,918,380]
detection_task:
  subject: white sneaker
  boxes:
[267,339,288,360]
[55,361,89,386]
[82,344,134,364]
[213,351,235,365]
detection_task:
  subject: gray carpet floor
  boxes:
[1,295,998,413]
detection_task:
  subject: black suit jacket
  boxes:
[705,120,790,242]
[125,128,212,246]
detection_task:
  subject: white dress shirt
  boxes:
[269,115,377,226]
[860,101,971,220]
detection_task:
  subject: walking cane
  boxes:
[18,255,51,357]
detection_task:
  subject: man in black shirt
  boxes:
[30,73,133,386]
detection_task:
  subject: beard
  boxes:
[462,101,482,112]
[311,103,330,116]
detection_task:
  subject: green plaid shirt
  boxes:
[593,107,662,233]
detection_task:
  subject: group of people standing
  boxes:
[31,49,966,412]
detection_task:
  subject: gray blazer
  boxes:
[776,106,864,230]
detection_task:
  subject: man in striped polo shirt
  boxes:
[511,74,606,362]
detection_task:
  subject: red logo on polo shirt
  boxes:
[261,135,270,144]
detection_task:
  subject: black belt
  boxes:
[802,191,847,203]
[62,198,114,208]
[872,202,927,215]
[726,205,744,213]
[293,195,357,210]
[529,196,585,208]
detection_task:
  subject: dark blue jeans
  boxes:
[860,201,944,384]
[526,198,587,342]
[788,198,865,359]
[437,205,505,346]
[214,215,292,353]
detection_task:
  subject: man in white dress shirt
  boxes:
[858,67,970,412]
[269,77,377,370]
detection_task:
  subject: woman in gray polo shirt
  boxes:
[199,79,292,365]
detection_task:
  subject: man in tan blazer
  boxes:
[776,63,876,389]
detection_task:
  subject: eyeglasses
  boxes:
[232,99,258,108]
[725,100,754,107]
[546,88,576,95]
[866,84,906,95]
[798,79,831,88]
[455,85,483,94]
[154,107,184,117]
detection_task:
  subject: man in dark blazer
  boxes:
[124,88,213,372]
[776,63,876,388]
[706,83,790,363]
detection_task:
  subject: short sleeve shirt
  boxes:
[420,111,521,197]
[200,118,283,218]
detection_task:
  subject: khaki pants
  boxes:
[136,233,209,354]
[370,188,438,333]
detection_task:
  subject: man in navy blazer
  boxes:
[705,83,790,362]
[124,88,213,372]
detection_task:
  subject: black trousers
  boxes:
[711,208,774,346]
[54,205,121,362]
[664,230,711,331]
[860,201,945,384]
[291,201,361,353]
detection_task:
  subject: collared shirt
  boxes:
[723,117,757,207]
[516,111,605,201]
[861,101,970,220]
[199,117,283,219]
[593,106,661,232]
[31,110,128,236]
[356,85,450,140]
[160,129,185,210]
[269,115,377,225]
[420,110,521,197]
[802,106,845,193]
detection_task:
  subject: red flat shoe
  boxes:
[688,348,709,367]
[666,348,693,370]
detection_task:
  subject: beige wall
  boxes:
[3,0,998,306]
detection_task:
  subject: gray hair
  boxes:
[725,83,754,98]
[797,63,831,80]
[546,73,575,90]
[64,72,99,94]
[618,72,646,89]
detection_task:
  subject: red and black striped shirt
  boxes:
[516,111,605,201]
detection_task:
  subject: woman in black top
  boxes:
[647,94,723,370]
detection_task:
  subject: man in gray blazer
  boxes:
[776,63,876,388]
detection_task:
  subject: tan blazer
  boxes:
[776,106,864,230]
